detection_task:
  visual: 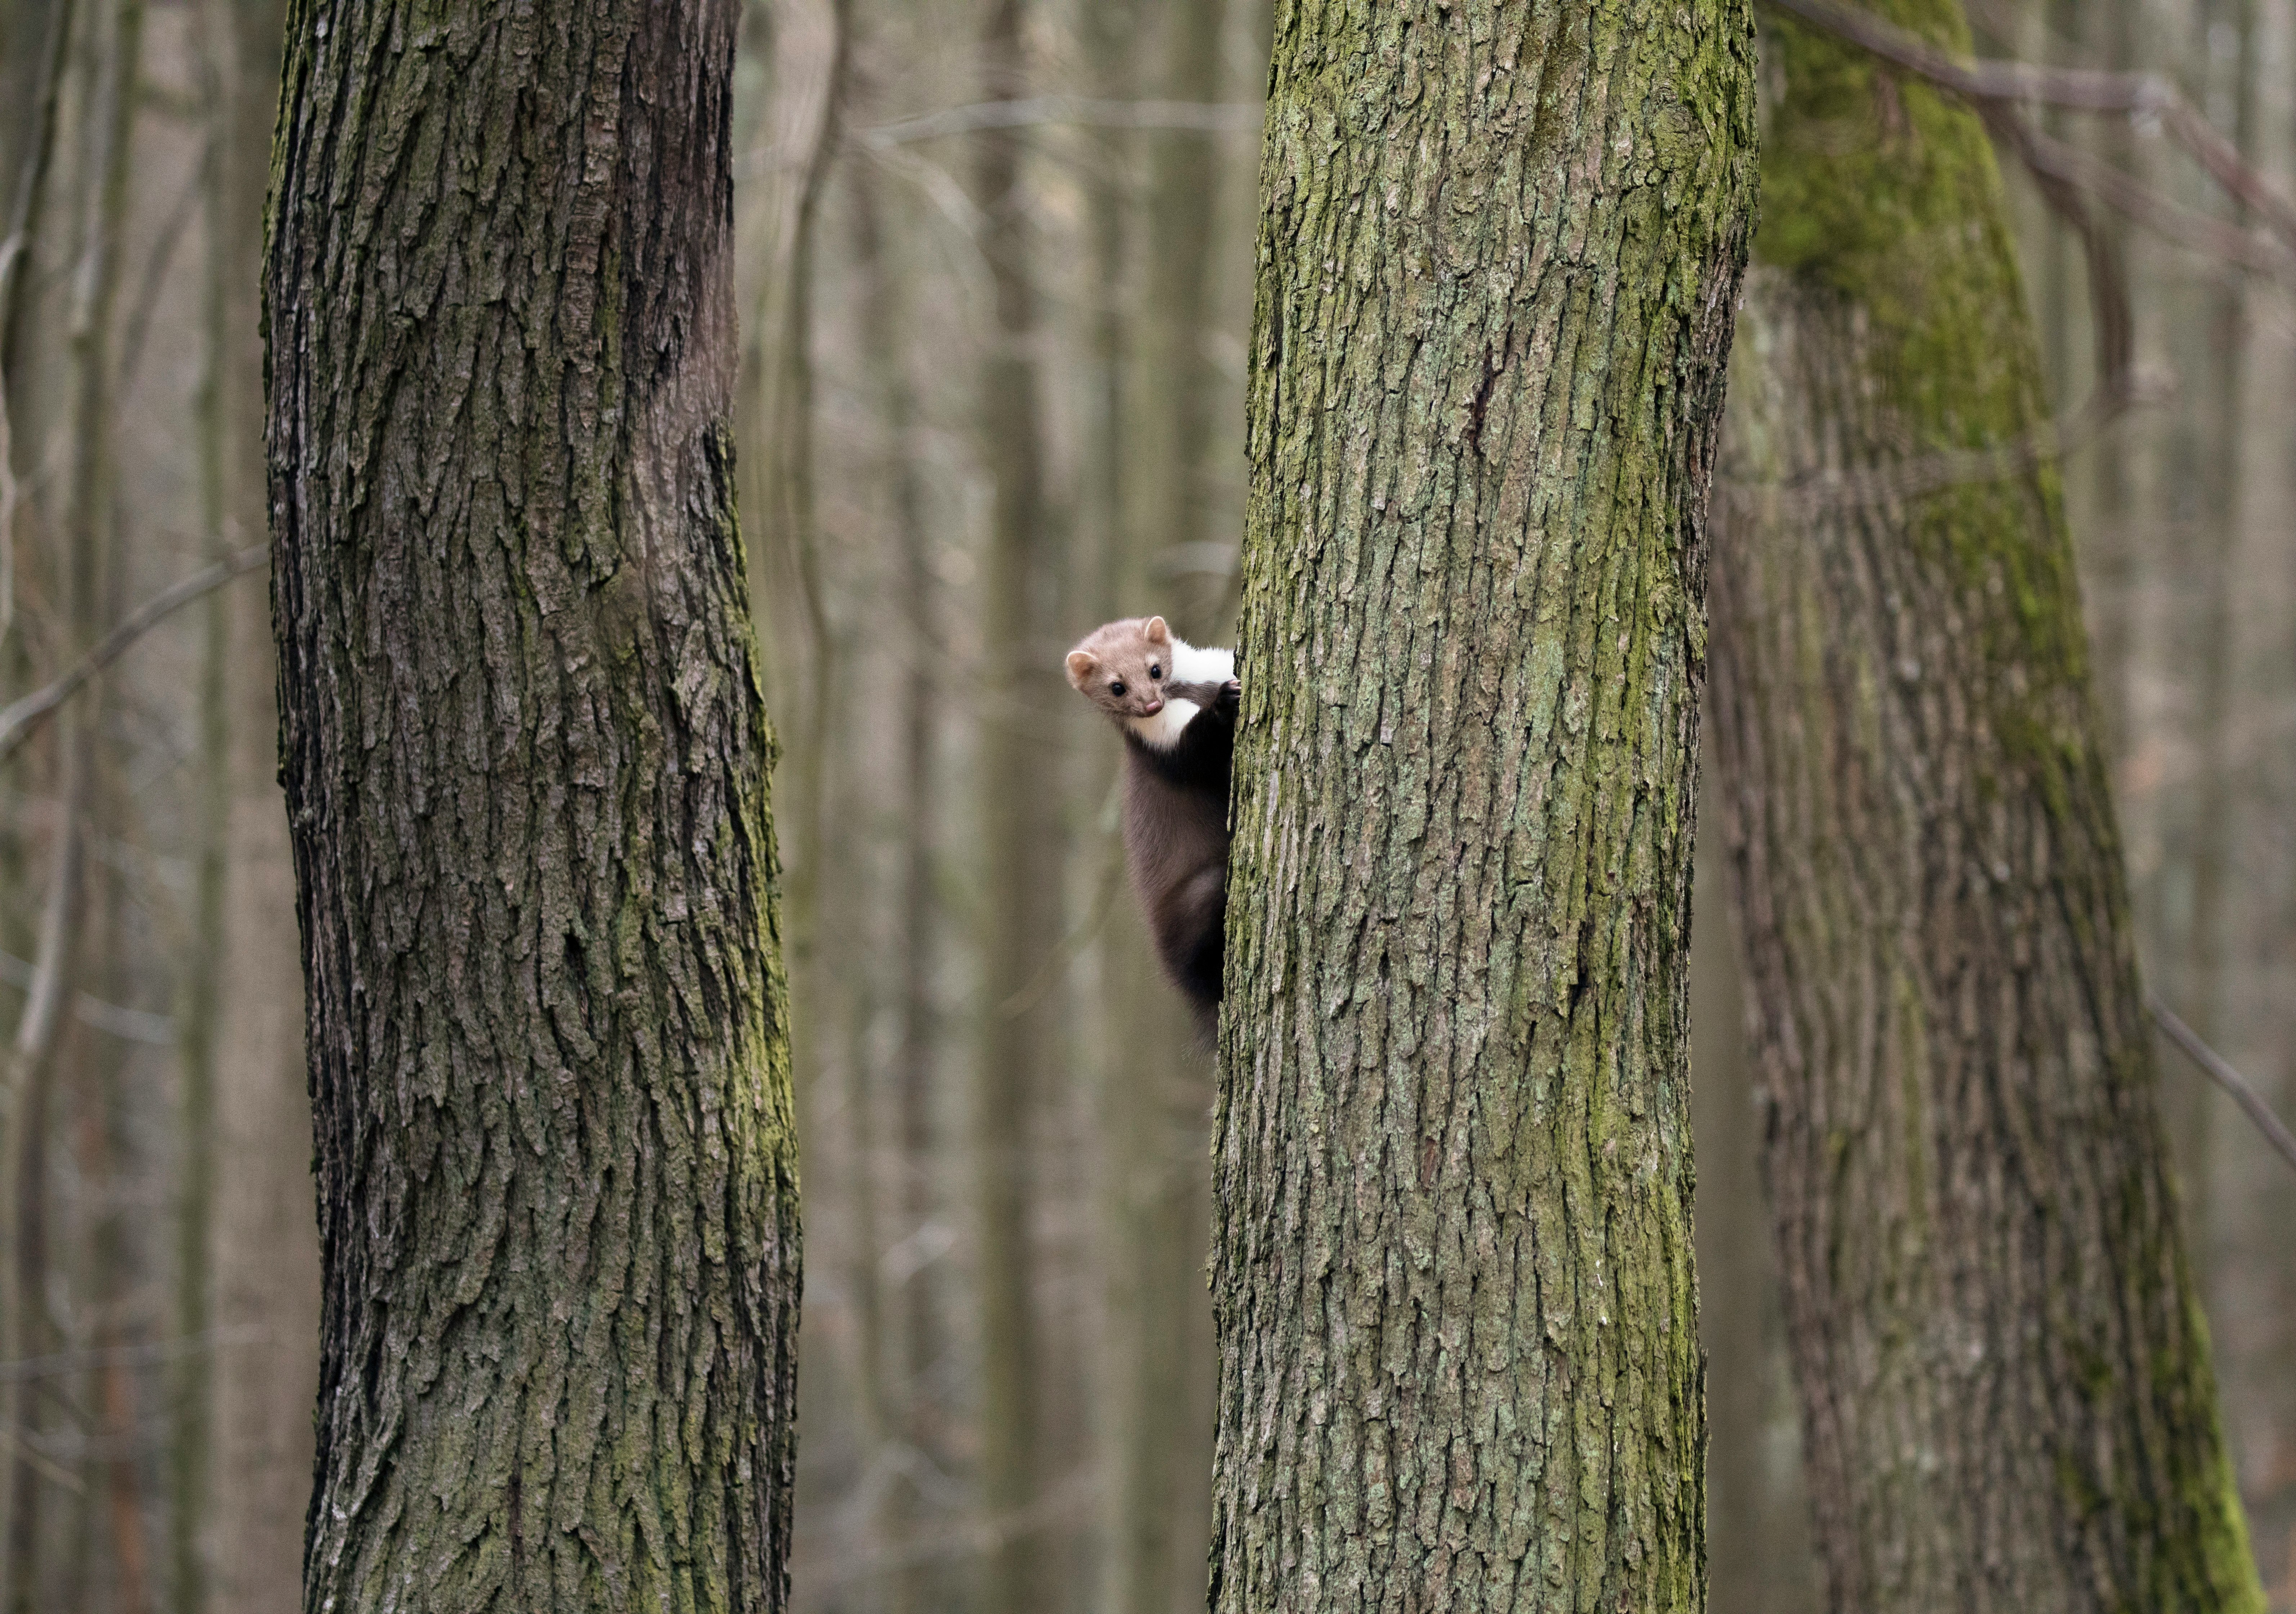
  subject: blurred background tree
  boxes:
[1709,0,2260,1606]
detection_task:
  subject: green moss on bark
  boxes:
[1210,3,1759,1610]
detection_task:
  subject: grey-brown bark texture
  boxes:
[264,2,800,1609]
[1211,4,1758,1610]
[1705,5,2263,1612]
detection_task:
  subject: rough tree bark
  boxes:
[1704,5,2264,1612]
[264,2,801,1609]
[1211,5,1759,1610]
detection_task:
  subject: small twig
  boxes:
[0,542,267,769]
[2150,996,2296,1177]
[864,95,1261,148]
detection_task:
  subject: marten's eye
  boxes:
[1150,665,1162,679]
[1110,681,1127,697]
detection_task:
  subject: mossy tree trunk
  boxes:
[1212,4,1758,1609]
[265,2,800,1609]
[1705,5,2263,1612]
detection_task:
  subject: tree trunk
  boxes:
[849,151,953,1614]
[968,1,1060,1607]
[1705,6,2263,1611]
[264,3,800,1608]
[4,0,138,1598]
[1210,5,1759,1609]
[1691,834,1819,1614]
[180,5,311,1612]
[2078,0,2136,763]
[1128,0,1228,636]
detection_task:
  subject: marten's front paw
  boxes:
[1216,678,1240,716]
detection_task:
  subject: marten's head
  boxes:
[1065,616,1176,724]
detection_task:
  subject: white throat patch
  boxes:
[1125,637,1234,751]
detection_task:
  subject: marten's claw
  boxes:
[1216,678,1241,716]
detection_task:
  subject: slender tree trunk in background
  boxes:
[205,6,318,1610]
[206,574,320,1614]
[4,0,138,1599]
[2137,0,2249,1267]
[0,0,70,383]
[2158,0,2256,1283]
[0,6,70,1596]
[1080,2,1222,1609]
[1691,837,1820,1614]
[1706,6,2262,1611]
[180,6,308,1613]
[2031,0,2083,409]
[851,154,951,1614]
[968,1,1060,1607]
[0,736,84,1614]
[81,962,150,1614]
[736,0,842,1028]
[1211,4,1758,1608]
[266,0,800,1607]
[2082,0,2136,762]
[1130,0,1227,636]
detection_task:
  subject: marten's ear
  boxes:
[1065,650,1098,688]
[1143,615,1171,646]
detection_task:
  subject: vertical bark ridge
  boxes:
[266,2,800,1608]
[1706,5,2263,1611]
[1213,4,1759,1610]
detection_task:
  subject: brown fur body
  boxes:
[1065,619,1239,1040]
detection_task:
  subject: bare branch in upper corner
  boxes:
[1763,0,2296,282]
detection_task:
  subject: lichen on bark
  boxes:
[265,2,800,1609]
[1211,3,1760,1609]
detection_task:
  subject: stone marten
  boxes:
[1065,616,1238,1042]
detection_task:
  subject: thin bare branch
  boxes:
[864,95,1261,148]
[0,541,267,769]
[2150,997,2296,1177]
[1763,0,2296,275]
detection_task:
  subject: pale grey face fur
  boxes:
[1064,616,1176,724]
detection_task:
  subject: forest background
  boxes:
[0,0,2289,1611]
